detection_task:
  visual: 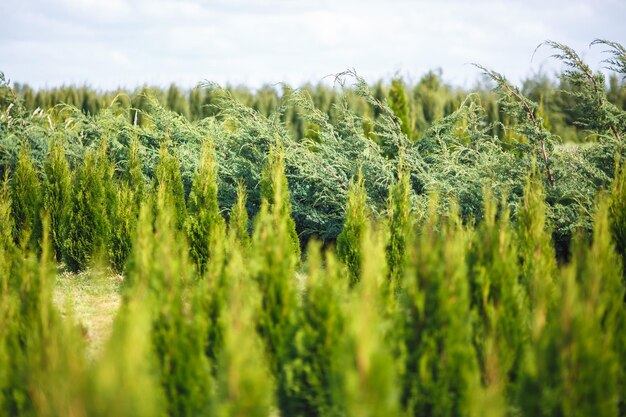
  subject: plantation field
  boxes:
[0,39,625,417]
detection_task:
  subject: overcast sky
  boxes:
[0,0,624,90]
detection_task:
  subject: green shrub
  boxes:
[467,189,528,401]
[516,175,556,339]
[518,262,620,416]
[388,78,411,139]
[108,185,136,273]
[154,141,186,230]
[11,145,41,249]
[63,148,111,272]
[259,143,300,260]
[385,167,413,293]
[126,194,213,417]
[214,245,275,417]
[251,158,300,415]
[400,201,481,417]
[186,139,225,273]
[283,240,348,417]
[337,170,369,286]
[610,162,626,276]
[228,180,250,250]
[343,226,399,417]
[43,137,71,261]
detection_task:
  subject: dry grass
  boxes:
[53,266,122,359]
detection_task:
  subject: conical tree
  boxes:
[11,145,41,249]
[467,189,528,399]
[388,78,411,138]
[214,245,275,417]
[609,161,626,276]
[343,225,400,417]
[154,141,186,230]
[186,139,226,273]
[228,181,250,250]
[386,166,413,294]
[43,136,71,261]
[63,148,110,272]
[259,143,300,260]
[401,200,481,417]
[337,170,369,286]
[126,193,213,417]
[516,175,556,340]
[251,145,301,415]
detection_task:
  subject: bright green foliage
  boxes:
[337,171,369,286]
[87,300,165,417]
[251,161,300,415]
[343,226,399,417]
[126,195,213,417]
[388,78,412,138]
[63,148,111,272]
[467,189,528,400]
[0,38,625,417]
[214,245,275,417]
[43,137,71,261]
[125,135,145,208]
[228,181,250,250]
[285,241,348,417]
[609,162,626,275]
[571,197,626,412]
[516,175,556,340]
[385,167,413,293]
[155,142,186,230]
[186,139,226,273]
[518,262,620,417]
[11,145,41,249]
[0,218,58,416]
[0,172,14,251]
[108,139,145,273]
[259,144,300,260]
[108,185,136,273]
[401,202,481,417]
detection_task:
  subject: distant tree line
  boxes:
[2,70,625,143]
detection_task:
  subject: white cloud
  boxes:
[0,0,622,89]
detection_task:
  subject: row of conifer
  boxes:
[1,132,625,416]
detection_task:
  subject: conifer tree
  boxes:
[516,175,556,340]
[259,144,300,260]
[126,194,213,417]
[343,226,399,417]
[337,170,369,286]
[154,142,186,230]
[125,135,145,209]
[467,189,528,399]
[214,245,275,417]
[610,162,626,276]
[108,137,145,273]
[518,259,620,417]
[108,186,136,273]
[43,137,71,261]
[388,78,411,138]
[251,145,300,415]
[186,139,225,273]
[228,181,250,250]
[11,145,41,249]
[87,300,165,417]
[401,201,481,417]
[386,167,413,293]
[283,241,348,417]
[63,149,110,272]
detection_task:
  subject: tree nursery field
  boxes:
[0,40,625,417]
